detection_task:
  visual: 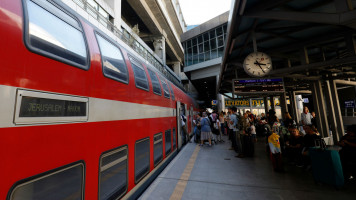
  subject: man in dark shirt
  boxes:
[301,125,320,168]
[286,128,303,166]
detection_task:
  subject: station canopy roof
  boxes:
[219,0,356,97]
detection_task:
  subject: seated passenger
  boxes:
[338,125,356,180]
[303,125,320,151]
[301,125,321,168]
[285,128,303,166]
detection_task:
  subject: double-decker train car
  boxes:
[0,0,196,199]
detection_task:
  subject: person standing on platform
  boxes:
[250,122,257,142]
[268,109,279,127]
[301,106,313,126]
[193,114,201,143]
[219,112,225,142]
[227,108,234,143]
[283,112,296,129]
[229,107,238,152]
[200,112,212,147]
[311,111,317,128]
[261,113,266,121]
[236,110,248,158]
[181,111,190,144]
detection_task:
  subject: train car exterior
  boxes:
[0,0,196,199]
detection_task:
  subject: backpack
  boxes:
[209,116,219,135]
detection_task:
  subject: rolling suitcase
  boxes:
[270,152,283,172]
[309,147,344,187]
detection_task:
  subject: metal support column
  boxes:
[311,81,330,137]
[263,96,268,115]
[330,79,345,138]
[280,92,288,120]
[324,80,339,144]
[270,96,275,111]
[289,91,299,125]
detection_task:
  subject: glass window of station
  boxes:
[182,24,227,66]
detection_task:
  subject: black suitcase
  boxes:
[243,135,254,157]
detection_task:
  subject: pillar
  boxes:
[280,92,288,120]
[172,62,181,75]
[263,96,268,115]
[296,94,304,124]
[270,96,275,111]
[329,79,345,138]
[311,81,330,137]
[106,0,121,28]
[153,36,166,65]
[324,80,339,144]
[289,91,299,125]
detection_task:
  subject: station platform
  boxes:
[139,135,356,200]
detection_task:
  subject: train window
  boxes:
[99,146,128,200]
[165,129,172,156]
[160,77,170,99]
[168,83,175,100]
[9,162,84,200]
[148,69,162,96]
[24,0,88,69]
[173,128,176,150]
[135,138,150,183]
[96,34,129,83]
[129,56,149,91]
[153,133,163,166]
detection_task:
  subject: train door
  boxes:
[184,104,188,137]
[177,101,182,150]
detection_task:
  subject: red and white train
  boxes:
[0,0,197,199]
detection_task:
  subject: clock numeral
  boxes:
[248,68,251,70]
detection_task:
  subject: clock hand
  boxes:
[255,60,266,73]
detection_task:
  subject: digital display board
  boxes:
[233,78,284,94]
[345,100,355,108]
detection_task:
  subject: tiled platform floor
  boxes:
[139,136,356,200]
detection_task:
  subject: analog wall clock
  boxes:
[243,52,272,77]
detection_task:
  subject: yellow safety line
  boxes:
[169,145,200,200]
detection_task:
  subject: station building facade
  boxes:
[180,12,229,108]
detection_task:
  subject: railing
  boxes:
[71,0,184,90]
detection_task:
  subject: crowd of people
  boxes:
[192,105,356,180]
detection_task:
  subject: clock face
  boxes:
[243,52,272,77]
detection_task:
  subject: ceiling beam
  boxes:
[245,0,293,12]
[244,10,339,24]
[269,56,356,75]
[335,79,356,86]
[244,10,356,27]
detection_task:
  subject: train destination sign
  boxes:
[19,96,87,117]
[233,78,284,94]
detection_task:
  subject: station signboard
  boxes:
[211,100,218,105]
[345,100,355,108]
[233,78,285,94]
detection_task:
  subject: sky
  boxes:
[179,0,232,25]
